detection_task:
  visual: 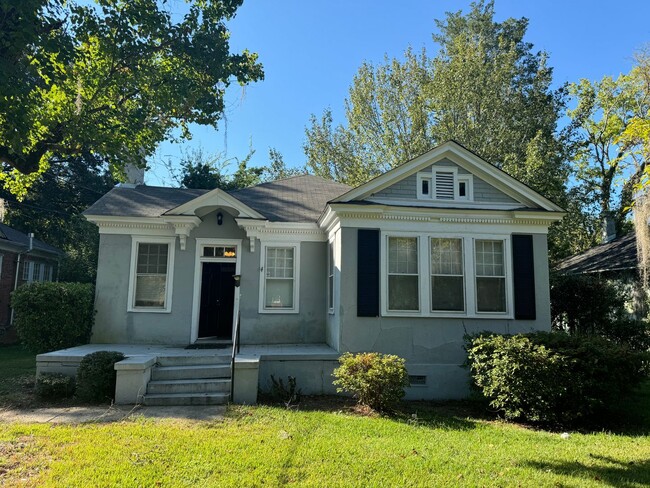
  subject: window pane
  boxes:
[266,247,294,278]
[475,240,504,277]
[388,275,419,311]
[430,238,463,275]
[265,279,294,308]
[388,237,418,274]
[135,275,166,307]
[203,246,214,257]
[431,276,464,311]
[476,277,506,312]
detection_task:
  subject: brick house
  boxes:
[0,223,63,343]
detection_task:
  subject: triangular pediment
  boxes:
[164,187,265,219]
[333,141,563,212]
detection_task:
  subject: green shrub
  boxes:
[75,351,125,403]
[35,373,76,400]
[11,282,95,353]
[333,352,409,411]
[466,332,650,425]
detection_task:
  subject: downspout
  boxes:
[10,233,34,325]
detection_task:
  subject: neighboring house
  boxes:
[554,232,646,317]
[83,141,564,400]
[0,223,62,343]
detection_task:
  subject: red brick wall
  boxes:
[0,251,18,343]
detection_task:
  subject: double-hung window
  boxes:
[382,233,511,317]
[475,239,507,313]
[387,236,419,311]
[260,244,299,313]
[430,238,465,312]
[128,237,175,312]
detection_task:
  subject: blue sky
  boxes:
[147,0,650,185]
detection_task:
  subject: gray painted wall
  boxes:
[92,209,327,345]
[371,159,518,205]
[334,227,551,399]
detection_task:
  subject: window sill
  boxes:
[382,312,513,320]
[259,308,300,314]
[127,308,172,314]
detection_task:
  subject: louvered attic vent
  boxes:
[435,171,455,200]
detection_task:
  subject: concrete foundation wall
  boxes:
[258,359,339,396]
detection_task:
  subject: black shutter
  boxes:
[357,229,380,317]
[512,234,536,320]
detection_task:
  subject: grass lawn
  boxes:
[1,346,649,487]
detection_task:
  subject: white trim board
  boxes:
[127,235,176,314]
[258,241,301,314]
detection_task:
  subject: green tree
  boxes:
[1,155,116,282]
[304,1,568,204]
[0,0,263,197]
[568,71,649,236]
[263,148,304,181]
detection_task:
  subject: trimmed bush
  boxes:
[466,332,650,425]
[75,351,125,403]
[35,373,76,400]
[333,352,409,411]
[11,282,95,353]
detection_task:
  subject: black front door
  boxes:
[198,262,236,339]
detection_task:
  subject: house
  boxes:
[554,232,646,318]
[69,141,563,404]
[0,223,63,343]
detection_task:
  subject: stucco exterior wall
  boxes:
[92,209,327,345]
[334,226,551,399]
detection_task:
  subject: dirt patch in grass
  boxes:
[0,435,44,485]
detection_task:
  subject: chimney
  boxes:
[28,232,34,252]
[124,163,145,186]
[602,213,617,243]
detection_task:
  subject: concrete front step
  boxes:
[151,364,231,381]
[147,378,231,395]
[156,354,230,367]
[143,392,230,406]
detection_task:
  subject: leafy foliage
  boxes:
[269,375,302,408]
[75,350,125,403]
[304,1,568,206]
[11,282,95,353]
[550,273,650,350]
[0,0,263,196]
[466,332,649,426]
[333,352,409,411]
[35,372,75,400]
[1,155,115,283]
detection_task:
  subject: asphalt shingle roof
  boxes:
[84,175,351,223]
[0,223,63,255]
[555,232,637,275]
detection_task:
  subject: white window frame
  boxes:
[457,174,474,201]
[127,236,176,313]
[327,238,335,314]
[381,232,513,318]
[259,241,300,314]
[416,173,433,199]
[415,167,474,202]
[474,238,509,315]
[22,261,33,282]
[383,234,421,314]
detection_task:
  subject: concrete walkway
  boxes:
[0,404,226,424]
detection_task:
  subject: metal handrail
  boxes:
[230,311,241,402]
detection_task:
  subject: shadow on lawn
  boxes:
[526,456,650,487]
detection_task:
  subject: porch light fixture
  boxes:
[217,212,223,225]
[233,274,241,287]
